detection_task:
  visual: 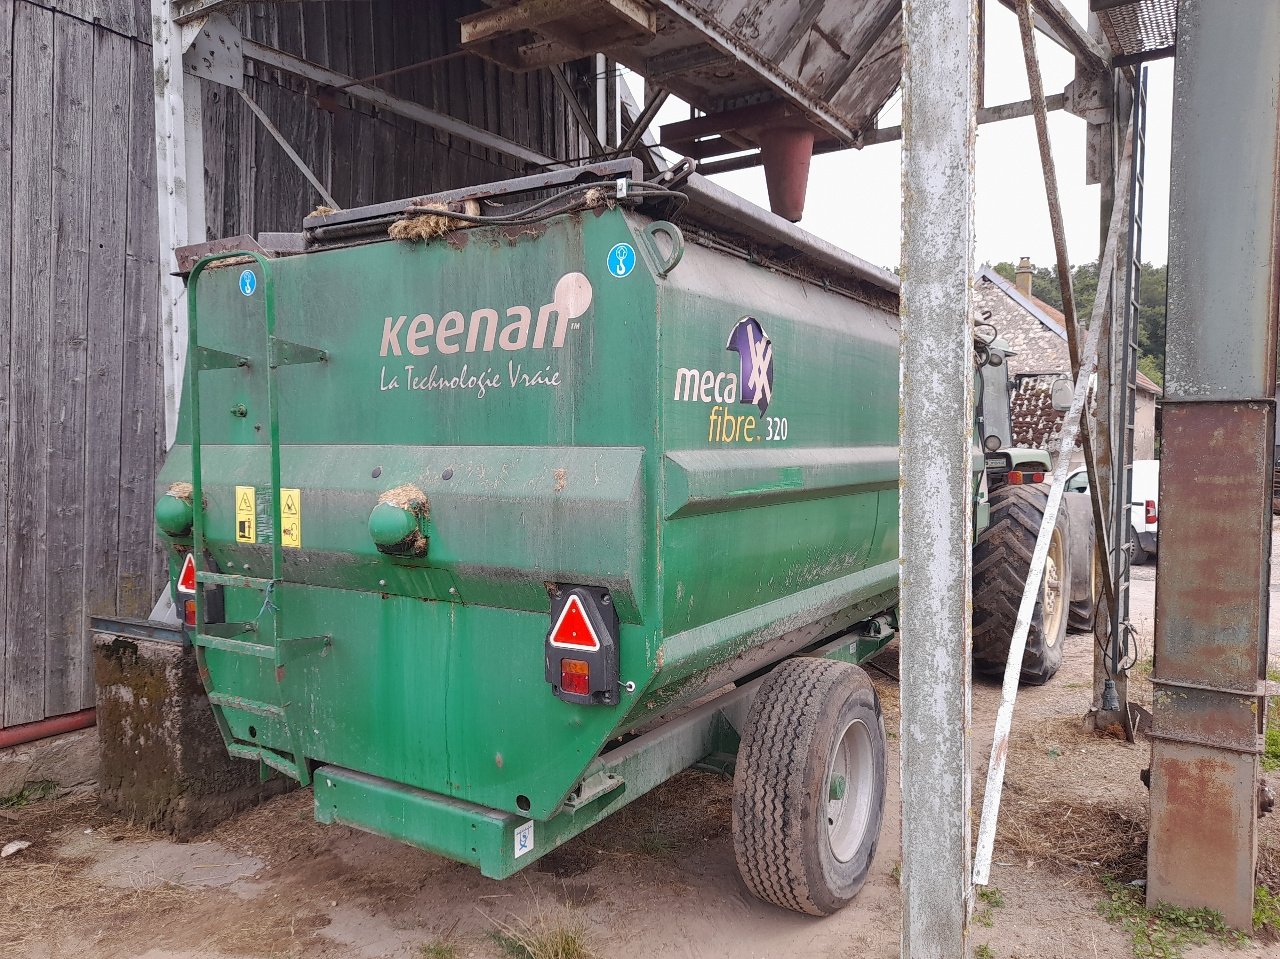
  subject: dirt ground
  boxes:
[3,547,1280,958]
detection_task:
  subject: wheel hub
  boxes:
[826,719,874,863]
[1042,528,1066,646]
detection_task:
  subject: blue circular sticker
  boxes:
[607,243,636,278]
[239,269,257,296]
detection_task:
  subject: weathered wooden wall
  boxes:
[207,0,589,236]
[0,0,590,728]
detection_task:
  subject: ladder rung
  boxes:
[227,743,300,779]
[209,692,285,718]
[198,571,276,590]
[195,633,276,659]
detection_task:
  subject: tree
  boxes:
[1138,353,1163,389]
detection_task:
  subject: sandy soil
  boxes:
[2,547,1278,959]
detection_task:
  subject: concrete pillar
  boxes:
[898,0,978,955]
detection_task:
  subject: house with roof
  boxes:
[974,258,1161,463]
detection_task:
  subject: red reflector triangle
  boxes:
[177,553,197,594]
[549,595,600,651]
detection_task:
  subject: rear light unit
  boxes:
[184,599,197,627]
[545,585,620,706]
[560,659,591,697]
[1145,499,1157,524]
[1007,471,1046,485]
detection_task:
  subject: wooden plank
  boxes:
[327,1,355,208]
[201,78,230,237]
[43,0,136,38]
[248,3,280,229]
[5,1,55,727]
[388,6,419,199]
[299,0,332,199]
[0,0,15,724]
[44,13,94,717]
[121,34,161,627]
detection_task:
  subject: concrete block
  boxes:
[0,727,99,799]
[94,631,287,839]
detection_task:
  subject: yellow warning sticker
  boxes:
[235,486,256,543]
[280,488,302,549]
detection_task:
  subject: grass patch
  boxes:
[973,885,1003,928]
[1263,692,1280,773]
[489,912,594,959]
[977,886,1005,909]
[0,781,56,809]
[890,862,901,886]
[1255,885,1280,941]
[1098,876,1245,959]
[974,945,994,959]
[420,944,459,959]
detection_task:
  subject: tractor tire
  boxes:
[1064,491,1097,632]
[732,658,886,916]
[973,483,1071,685]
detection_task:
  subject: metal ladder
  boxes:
[185,251,328,784]
[1108,68,1149,677]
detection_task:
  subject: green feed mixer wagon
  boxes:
[156,159,1088,916]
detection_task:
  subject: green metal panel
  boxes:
[159,201,904,859]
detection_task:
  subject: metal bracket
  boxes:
[277,634,333,662]
[183,14,244,89]
[196,346,250,371]
[637,221,685,278]
[562,771,623,811]
[270,337,328,368]
[1065,76,1112,124]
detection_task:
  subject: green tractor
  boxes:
[973,334,1094,685]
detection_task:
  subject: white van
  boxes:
[1064,459,1159,563]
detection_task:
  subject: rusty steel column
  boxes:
[899,0,977,955]
[1148,1,1280,929]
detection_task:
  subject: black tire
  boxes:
[1131,527,1150,565]
[732,658,886,916]
[973,483,1071,685]
[1064,491,1097,632]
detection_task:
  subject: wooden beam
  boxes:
[460,0,597,48]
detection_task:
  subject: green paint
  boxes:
[158,204,911,871]
[368,502,419,547]
[829,775,847,801]
[154,493,193,535]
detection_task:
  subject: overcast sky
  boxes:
[629,0,1172,273]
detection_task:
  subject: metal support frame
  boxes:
[153,0,208,448]
[550,64,608,160]
[1108,72,1147,691]
[241,41,557,169]
[898,0,977,954]
[1012,0,1115,629]
[1147,1,1280,930]
[695,92,1069,176]
[237,88,339,210]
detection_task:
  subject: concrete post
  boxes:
[1147,0,1280,929]
[898,0,977,955]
